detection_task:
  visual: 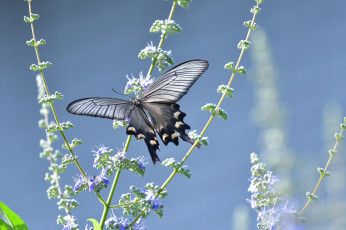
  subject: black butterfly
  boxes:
[67,59,209,164]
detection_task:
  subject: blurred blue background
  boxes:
[1,0,346,229]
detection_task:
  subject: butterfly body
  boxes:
[67,60,209,164]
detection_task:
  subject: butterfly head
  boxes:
[131,98,141,106]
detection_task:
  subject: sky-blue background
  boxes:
[1,0,346,229]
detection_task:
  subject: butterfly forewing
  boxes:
[126,106,160,164]
[140,59,209,103]
[67,97,134,120]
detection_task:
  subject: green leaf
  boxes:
[23,16,31,23]
[177,0,192,9]
[38,91,63,104]
[36,39,46,46]
[201,103,216,113]
[150,20,182,39]
[26,39,35,46]
[87,219,101,230]
[243,20,258,30]
[23,13,39,23]
[306,192,318,201]
[329,149,337,156]
[62,138,82,150]
[217,85,234,98]
[29,64,39,71]
[250,6,261,14]
[62,154,77,166]
[215,108,228,120]
[30,13,39,21]
[224,62,234,70]
[0,201,28,230]
[335,133,343,141]
[188,130,209,146]
[237,40,251,50]
[250,152,259,164]
[237,66,247,74]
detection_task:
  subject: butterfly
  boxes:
[66,59,209,164]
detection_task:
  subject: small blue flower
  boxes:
[73,175,84,192]
[115,151,127,160]
[98,167,110,185]
[137,156,147,171]
[125,75,136,90]
[133,217,146,230]
[139,72,153,89]
[63,225,72,230]
[105,211,118,227]
[92,145,110,168]
[118,218,129,230]
[88,176,96,191]
[263,171,279,188]
[246,197,258,209]
[248,179,258,193]
[144,188,161,210]
[143,41,156,53]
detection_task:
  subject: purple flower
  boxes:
[73,175,84,192]
[139,72,153,89]
[92,145,110,168]
[115,151,127,160]
[88,176,97,191]
[133,217,145,230]
[144,189,161,210]
[63,225,72,230]
[143,41,156,54]
[98,167,110,185]
[105,211,118,227]
[248,179,258,193]
[246,198,258,209]
[137,156,147,171]
[118,218,129,230]
[264,171,279,188]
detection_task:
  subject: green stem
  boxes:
[100,170,122,229]
[99,135,132,229]
[26,0,106,206]
[109,202,135,209]
[145,0,177,79]
[98,1,177,225]
[299,127,344,215]
[130,2,261,226]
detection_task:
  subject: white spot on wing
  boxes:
[175,121,184,128]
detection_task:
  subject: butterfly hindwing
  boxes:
[67,97,134,120]
[126,106,160,164]
[140,59,209,103]
[142,102,195,147]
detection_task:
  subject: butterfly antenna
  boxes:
[111,88,131,98]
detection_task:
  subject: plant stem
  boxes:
[130,2,261,226]
[98,1,177,226]
[299,127,344,215]
[99,135,132,229]
[145,0,177,79]
[26,0,106,205]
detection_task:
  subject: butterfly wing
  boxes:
[66,97,134,120]
[140,59,209,103]
[126,106,160,164]
[142,102,197,147]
